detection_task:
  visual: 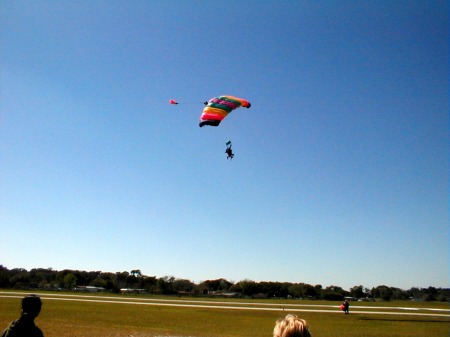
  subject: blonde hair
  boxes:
[273,314,311,337]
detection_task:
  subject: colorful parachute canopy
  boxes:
[199,95,251,127]
[169,99,178,105]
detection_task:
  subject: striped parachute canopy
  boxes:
[199,95,251,127]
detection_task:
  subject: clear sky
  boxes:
[1,1,448,291]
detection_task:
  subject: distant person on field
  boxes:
[2,295,45,337]
[342,299,350,314]
[273,314,311,337]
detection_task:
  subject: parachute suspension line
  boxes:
[169,99,205,105]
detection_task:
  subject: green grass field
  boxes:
[1,291,448,337]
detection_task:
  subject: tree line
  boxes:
[0,265,448,302]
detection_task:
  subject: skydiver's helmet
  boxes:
[246,102,251,108]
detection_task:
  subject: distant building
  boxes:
[252,293,268,299]
[208,291,241,298]
[75,286,106,292]
[120,288,146,294]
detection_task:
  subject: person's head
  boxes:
[273,314,311,337]
[21,295,42,318]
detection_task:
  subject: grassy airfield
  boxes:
[0,291,448,337]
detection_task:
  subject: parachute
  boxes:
[199,95,251,127]
[169,96,250,159]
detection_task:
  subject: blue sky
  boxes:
[1,0,448,290]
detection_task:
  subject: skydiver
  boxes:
[225,145,234,160]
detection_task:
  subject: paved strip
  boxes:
[1,292,449,318]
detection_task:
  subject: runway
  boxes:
[1,291,449,318]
